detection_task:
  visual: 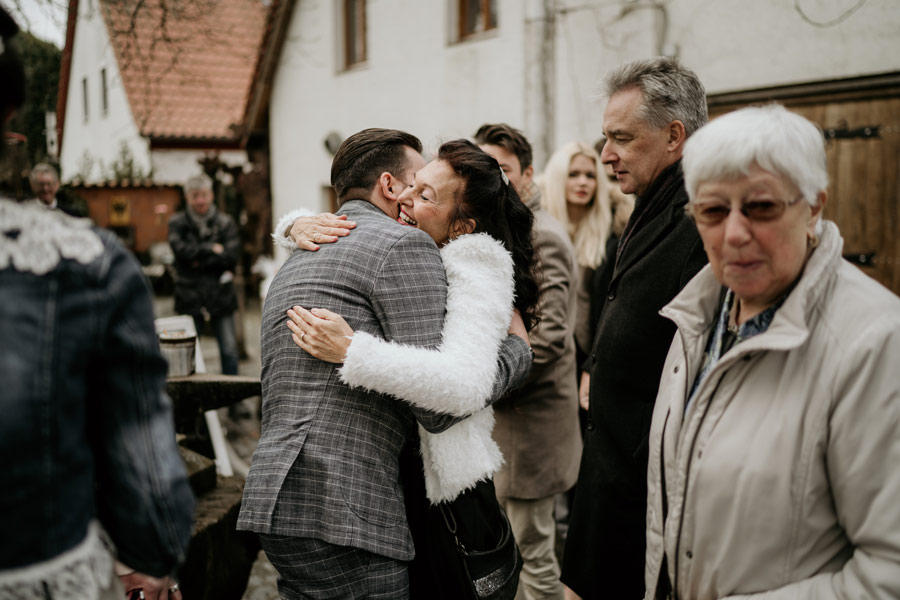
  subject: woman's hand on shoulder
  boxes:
[288,213,356,251]
[508,309,531,347]
[287,305,354,362]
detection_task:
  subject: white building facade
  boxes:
[58,0,266,185]
[58,0,152,183]
[265,0,900,253]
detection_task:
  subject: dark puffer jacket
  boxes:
[168,208,240,318]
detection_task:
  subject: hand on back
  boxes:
[288,213,356,251]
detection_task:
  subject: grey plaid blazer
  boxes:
[238,200,529,561]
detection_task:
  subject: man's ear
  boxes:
[378,172,399,201]
[667,120,687,153]
[521,164,534,186]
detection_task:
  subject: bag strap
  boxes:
[439,503,469,554]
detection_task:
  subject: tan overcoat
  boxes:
[493,186,581,499]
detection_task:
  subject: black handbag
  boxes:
[439,488,522,600]
[402,441,522,600]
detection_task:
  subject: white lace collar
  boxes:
[0,198,104,275]
[0,521,117,600]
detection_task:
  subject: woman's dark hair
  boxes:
[437,139,540,331]
[1,7,26,160]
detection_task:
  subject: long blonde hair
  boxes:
[540,141,612,269]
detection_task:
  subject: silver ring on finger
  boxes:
[169,583,180,594]
[300,332,306,343]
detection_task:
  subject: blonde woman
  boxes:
[540,142,633,364]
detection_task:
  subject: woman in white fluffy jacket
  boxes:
[274,139,541,598]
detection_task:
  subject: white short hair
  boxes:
[683,104,828,209]
[29,162,59,185]
[184,173,213,194]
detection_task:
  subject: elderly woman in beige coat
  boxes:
[645,104,900,599]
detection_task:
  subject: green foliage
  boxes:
[107,141,149,181]
[76,150,95,182]
[6,32,61,167]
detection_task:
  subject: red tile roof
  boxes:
[101,0,268,141]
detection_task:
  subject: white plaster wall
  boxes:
[150,149,248,186]
[268,0,900,260]
[59,0,151,183]
[553,0,900,147]
[268,0,532,260]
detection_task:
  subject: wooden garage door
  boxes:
[708,73,900,296]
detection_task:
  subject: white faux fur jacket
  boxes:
[274,210,519,504]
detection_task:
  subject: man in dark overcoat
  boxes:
[561,57,709,599]
[168,173,241,374]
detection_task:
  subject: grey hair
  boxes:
[605,56,708,137]
[682,104,828,232]
[184,173,213,194]
[29,162,59,186]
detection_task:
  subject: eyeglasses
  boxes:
[687,195,803,226]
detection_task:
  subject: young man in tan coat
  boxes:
[475,123,581,600]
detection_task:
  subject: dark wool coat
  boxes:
[168,208,240,318]
[562,161,708,599]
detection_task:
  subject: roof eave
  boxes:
[242,0,296,147]
[56,0,80,155]
[148,136,245,150]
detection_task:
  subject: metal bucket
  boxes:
[159,330,197,377]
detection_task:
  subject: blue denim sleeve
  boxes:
[91,238,194,577]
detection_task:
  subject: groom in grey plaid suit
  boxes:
[238,129,531,599]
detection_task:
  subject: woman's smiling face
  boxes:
[397,159,464,246]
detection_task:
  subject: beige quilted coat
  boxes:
[645,221,900,599]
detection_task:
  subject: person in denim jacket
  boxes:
[0,10,194,599]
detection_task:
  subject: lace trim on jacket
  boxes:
[0,522,117,600]
[0,199,103,275]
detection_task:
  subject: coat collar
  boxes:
[612,160,688,280]
[661,220,844,355]
[339,198,401,226]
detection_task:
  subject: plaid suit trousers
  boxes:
[260,534,409,600]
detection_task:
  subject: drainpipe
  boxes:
[535,0,556,170]
[524,0,556,171]
[539,0,556,168]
